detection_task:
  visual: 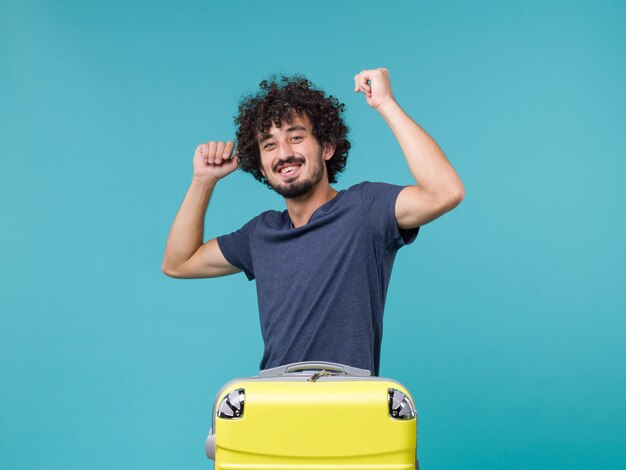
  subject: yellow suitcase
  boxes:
[206,361,418,469]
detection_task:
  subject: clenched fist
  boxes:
[193,140,238,183]
[354,68,396,110]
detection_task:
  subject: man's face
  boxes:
[258,114,334,199]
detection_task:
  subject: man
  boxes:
[162,68,464,376]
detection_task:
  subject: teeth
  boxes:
[280,165,298,174]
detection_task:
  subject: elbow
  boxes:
[161,261,181,278]
[452,184,465,206]
[442,183,464,211]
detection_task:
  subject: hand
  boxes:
[193,140,238,183]
[354,68,396,110]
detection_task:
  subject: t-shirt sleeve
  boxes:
[216,216,259,281]
[358,181,420,250]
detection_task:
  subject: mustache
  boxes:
[273,157,305,173]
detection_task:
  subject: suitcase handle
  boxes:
[259,361,372,377]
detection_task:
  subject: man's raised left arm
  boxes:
[354,68,464,229]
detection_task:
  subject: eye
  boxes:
[290,135,303,142]
[264,142,276,149]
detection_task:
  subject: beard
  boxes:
[267,150,325,199]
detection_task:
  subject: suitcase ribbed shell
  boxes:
[211,372,417,470]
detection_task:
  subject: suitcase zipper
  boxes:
[307,369,332,382]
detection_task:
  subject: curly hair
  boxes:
[234,74,351,188]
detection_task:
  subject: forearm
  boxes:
[377,100,463,199]
[162,176,217,270]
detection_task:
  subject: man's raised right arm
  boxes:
[161,141,241,279]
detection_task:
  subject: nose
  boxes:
[277,138,293,160]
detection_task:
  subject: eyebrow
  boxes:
[259,125,307,143]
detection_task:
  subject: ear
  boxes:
[323,142,336,161]
[258,153,266,177]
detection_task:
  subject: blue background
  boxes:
[1,0,624,468]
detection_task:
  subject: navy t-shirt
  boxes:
[216,181,419,376]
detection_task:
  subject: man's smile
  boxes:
[274,158,305,181]
[278,165,300,174]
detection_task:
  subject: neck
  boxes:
[285,182,337,228]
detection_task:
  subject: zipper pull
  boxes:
[308,369,331,382]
